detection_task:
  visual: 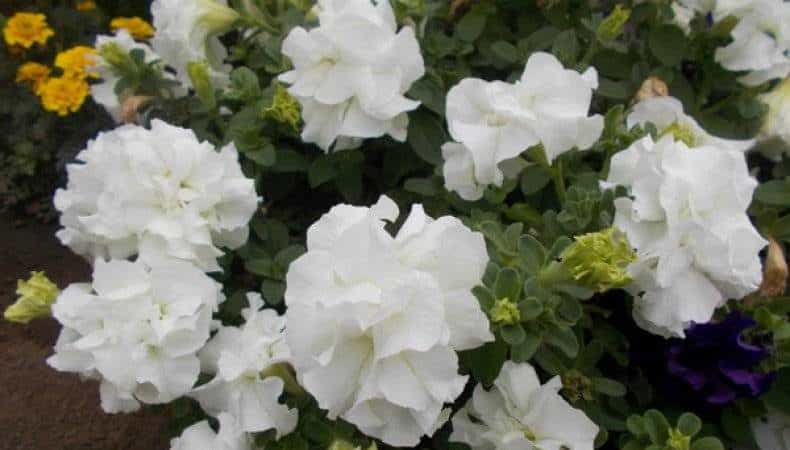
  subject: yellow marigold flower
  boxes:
[15,62,51,94]
[76,0,97,11]
[3,12,55,49]
[4,271,60,324]
[39,76,90,116]
[110,17,155,40]
[55,46,99,79]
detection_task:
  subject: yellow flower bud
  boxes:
[4,272,59,324]
[560,228,636,292]
[263,84,301,131]
[490,297,521,325]
[596,5,631,43]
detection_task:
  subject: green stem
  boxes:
[579,39,599,70]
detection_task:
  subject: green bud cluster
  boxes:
[560,228,636,292]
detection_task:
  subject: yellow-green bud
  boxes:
[596,5,631,43]
[263,84,301,131]
[196,0,241,36]
[660,121,698,147]
[560,228,636,293]
[4,271,59,324]
[98,42,136,74]
[327,440,377,450]
[187,61,216,109]
[667,428,691,450]
[490,297,521,325]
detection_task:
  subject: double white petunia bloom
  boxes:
[48,259,223,413]
[450,361,599,450]
[284,195,493,446]
[192,293,298,438]
[170,413,252,450]
[54,120,259,272]
[606,134,766,338]
[442,52,604,200]
[279,0,425,151]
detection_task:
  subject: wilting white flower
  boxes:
[627,96,754,152]
[47,259,224,412]
[714,0,790,86]
[151,0,238,88]
[170,413,251,450]
[752,408,790,450]
[606,135,767,338]
[450,361,599,450]
[54,120,259,272]
[441,52,602,200]
[279,0,425,151]
[192,293,298,437]
[285,195,493,446]
[758,77,790,160]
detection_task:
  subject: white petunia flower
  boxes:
[47,259,224,412]
[284,195,493,446]
[192,293,298,437]
[752,408,790,450]
[54,119,259,272]
[450,361,599,450]
[714,0,790,86]
[441,52,602,200]
[279,0,425,151]
[170,413,252,450]
[605,135,767,338]
[758,77,790,160]
[151,0,238,88]
[627,96,755,152]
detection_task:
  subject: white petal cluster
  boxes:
[47,259,223,412]
[170,413,251,450]
[442,52,603,200]
[151,0,238,88]
[54,120,259,272]
[627,96,754,152]
[759,77,790,160]
[450,361,599,450]
[279,0,425,151]
[284,195,493,446]
[752,408,790,450]
[606,135,767,338]
[92,30,178,123]
[192,293,298,437]
[714,0,790,86]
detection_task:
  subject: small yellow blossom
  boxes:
[15,62,51,94]
[4,271,60,324]
[55,46,99,79]
[560,228,636,292]
[110,17,156,40]
[490,297,521,325]
[263,84,302,131]
[39,76,90,116]
[3,12,55,49]
[76,0,97,11]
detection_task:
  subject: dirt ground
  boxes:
[0,214,170,450]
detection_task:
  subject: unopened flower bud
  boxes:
[187,61,217,109]
[490,297,521,325]
[4,272,59,324]
[98,42,136,74]
[120,95,154,124]
[633,76,669,104]
[760,237,787,297]
[195,0,241,36]
[262,84,301,131]
[596,5,631,43]
[560,228,636,292]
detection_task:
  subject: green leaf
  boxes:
[755,180,790,206]
[626,415,646,436]
[677,413,702,437]
[246,257,275,277]
[274,244,306,268]
[592,377,627,397]
[519,235,546,273]
[545,325,578,358]
[763,368,790,415]
[404,177,437,196]
[491,40,520,63]
[643,410,670,444]
[511,331,541,362]
[494,268,522,302]
[271,149,308,172]
[261,279,285,305]
[473,286,496,311]
[597,78,631,100]
[456,6,488,42]
[407,109,446,165]
[460,340,508,385]
[520,165,552,195]
[308,155,337,187]
[551,29,579,67]
[557,296,583,322]
[518,296,543,321]
[691,437,724,450]
[501,323,526,345]
[649,25,687,66]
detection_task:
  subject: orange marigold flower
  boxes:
[110,17,155,40]
[3,12,55,49]
[15,62,51,94]
[54,46,99,79]
[38,76,90,116]
[76,0,97,11]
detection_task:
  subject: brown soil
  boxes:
[0,215,170,450]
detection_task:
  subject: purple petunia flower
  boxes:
[666,312,774,406]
